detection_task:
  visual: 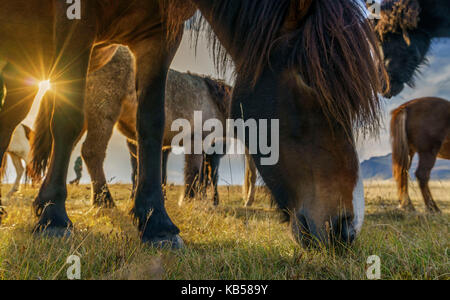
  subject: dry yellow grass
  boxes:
[0,181,448,280]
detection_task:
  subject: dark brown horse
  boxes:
[374,0,450,98]
[391,97,449,213]
[0,0,196,248]
[3,0,384,247]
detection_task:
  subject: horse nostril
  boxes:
[291,213,314,246]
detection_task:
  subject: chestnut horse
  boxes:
[192,0,385,246]
[374,0,450,98]
[391,97,450,213]
[3,0,384,247]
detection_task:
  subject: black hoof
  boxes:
[143,234,184,250]
[33,201,72,238]
[398,204,416,212]
[33,225,72,238]
[0,207,6,224]
[426,206,441,214]
[92,191,116,209]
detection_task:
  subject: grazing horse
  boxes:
[1,124,34,199]
[391,97,449,213]
[0,0,197,248]
[33,46,232,208]
[192,0,385,245]
[374,0,450,98]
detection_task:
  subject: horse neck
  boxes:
[192,0,241,61]
[418,0,450,38]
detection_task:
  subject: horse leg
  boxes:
[181,154,203,205]
[244,153,257,207]
[208,154,221,206]
[162,149,170,187]
[129,32,183,248]
[0,64,38,220]
[81,118,116,208]
[415,152,441,213]
[33,48,92,236]
[398,151,415,211]
[7,154,24,198]
[127,140,138,200]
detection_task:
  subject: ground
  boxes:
[0,181,448,280]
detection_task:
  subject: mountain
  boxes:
[361,154,450,180]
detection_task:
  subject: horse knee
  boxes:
[81,144,98,165]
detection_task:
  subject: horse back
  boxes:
[402,97,450,154]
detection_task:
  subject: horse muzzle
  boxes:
[291,213,357,247]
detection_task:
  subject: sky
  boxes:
[4,32,450,186]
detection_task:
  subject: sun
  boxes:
[39,80,51,93]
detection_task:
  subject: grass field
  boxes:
[0,181,448,280]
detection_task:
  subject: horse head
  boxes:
[375,0,431,98]
[197,0,384,246]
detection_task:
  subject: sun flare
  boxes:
[39,80,51,93]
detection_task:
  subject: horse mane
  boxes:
[162,0,198,42]
[201,76,232,117]
[376,0,421,43]
[194,0,385,135]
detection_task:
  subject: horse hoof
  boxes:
[0,207,6,224]
[426,207,441,214]
[144,234,184,250]
[397,204,415,212]
[33,226,72,239]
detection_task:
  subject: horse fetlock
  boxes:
[398,202,416,212]
[92,187,115,208]
[425,201,441,214]
[139,210,182,249]
[33,203,72,237]
[0,206,7,224]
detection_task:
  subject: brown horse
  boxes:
[3,0,384,247]
[192,0,385,246]
[391,97,450,213]
[76,47,231,208]
[0,0,196,247]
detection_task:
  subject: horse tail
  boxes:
[0,153,7,181]
[30,95,53,180]
[390,107,410,193]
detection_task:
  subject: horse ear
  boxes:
[284,0,313,31]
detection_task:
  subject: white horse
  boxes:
[1,124,33,198]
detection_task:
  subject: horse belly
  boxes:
[8,126,29,158]
[0,1,54,63]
